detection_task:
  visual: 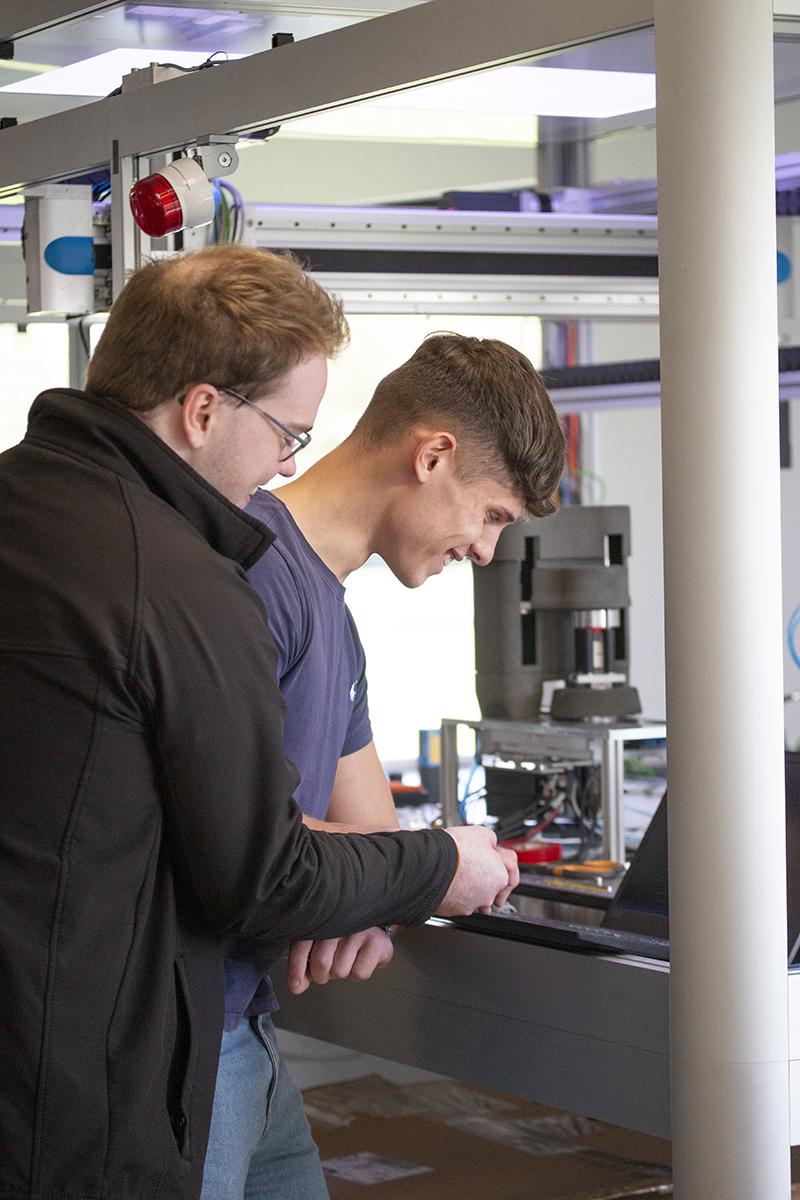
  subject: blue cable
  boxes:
[788,603,800,672]
[211,179,223,243]
[459,756,479,822]
[218,178,245,241]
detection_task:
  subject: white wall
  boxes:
[587,321,665,720]
[0,324,69,450]
[235,136,537,206]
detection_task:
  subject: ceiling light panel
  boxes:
[0,48,242,96]
[374,65,656,119]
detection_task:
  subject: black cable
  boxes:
[104,51,228,99]
[76,319,91,359]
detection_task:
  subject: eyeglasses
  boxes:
[219,386,312,462]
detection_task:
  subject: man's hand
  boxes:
[437,826,520,916]
[286,927,394,995]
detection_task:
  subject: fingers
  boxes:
[483,850,519,912]
[306,937,344,984]
[500,846,521,890]
[492,886,514,910]
[492,846,520,908]
[290,929,395,990]
[437,825,518,916]
[286,939,313,995]
[347,929,393,981]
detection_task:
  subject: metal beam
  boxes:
[0,0,653,191]
[276,922,674,1138]
[245,203,658,255]
[546,374,800,412]
[273,922,800,1143]
[0,201,660,321]
[0,199,660,255]
[317,277,658,319]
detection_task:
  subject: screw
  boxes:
[217,151,232,169]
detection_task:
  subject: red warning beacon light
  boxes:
[129,174,182,237]
[129,155,215,238]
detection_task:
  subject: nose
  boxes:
[278,455,298,479]
[469,526,503,568]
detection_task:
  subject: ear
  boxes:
[412,431,458,484]
[179,383,224,450]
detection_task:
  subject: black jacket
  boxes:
[0,389,456,1200]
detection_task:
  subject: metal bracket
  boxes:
[194,135,240,180]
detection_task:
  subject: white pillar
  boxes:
[654,3,790,1197]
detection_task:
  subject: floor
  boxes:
[275,1028,676,1199]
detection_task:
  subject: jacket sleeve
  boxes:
[134,516,457,941]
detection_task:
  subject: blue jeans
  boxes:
[200,1016,329,1200]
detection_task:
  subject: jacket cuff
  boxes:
[402,827,459,924]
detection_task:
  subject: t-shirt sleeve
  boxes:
[341,607,373,756]
[134,510,457,942]
[246,541,308,681]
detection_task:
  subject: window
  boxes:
[0,324,70,451]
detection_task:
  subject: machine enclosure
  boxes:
[23,184,94,316]
[473,505,636,721]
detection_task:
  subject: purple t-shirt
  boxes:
[223,489,373,1028]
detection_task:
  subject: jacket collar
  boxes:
[26,388,274,570]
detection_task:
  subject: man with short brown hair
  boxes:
[0,248,518,1200]
[353,333,564,522]
[202,331,566,1200]
[87,243,350,413]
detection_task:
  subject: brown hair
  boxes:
[86,245,349,412]
[352,333,565,517]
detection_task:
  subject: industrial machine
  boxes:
[441,505,665,864]
[474,504,641,722]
